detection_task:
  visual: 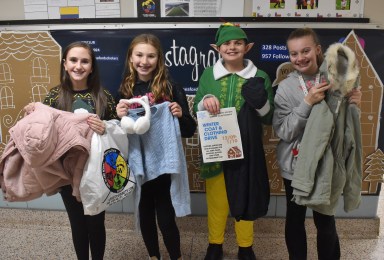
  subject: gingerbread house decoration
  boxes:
[364,149,384,192]
[183,95,205,192]
[228,146,242,159]
[265,61,296,194]
[0,32,61,155]
[337,30,383,194]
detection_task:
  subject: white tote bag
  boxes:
[80,120,135,215]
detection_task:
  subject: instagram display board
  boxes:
[1,25,383,196]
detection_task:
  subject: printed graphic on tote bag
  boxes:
[102,148,135,202]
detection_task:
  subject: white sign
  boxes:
[24,0,121,19]
[196,107,243,163]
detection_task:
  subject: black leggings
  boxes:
[283,179,340,260]
[60,185,106,260]
[139,174,181,260]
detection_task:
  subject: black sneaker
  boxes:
[238,246,256,260]
[204,243,223,260]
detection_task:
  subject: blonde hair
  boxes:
[119,34,172,101]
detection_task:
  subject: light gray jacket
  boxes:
[291,94,362,215]
[291,43,362,215]
[273,70,314,180]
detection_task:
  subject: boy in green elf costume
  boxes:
[193,23,274,260]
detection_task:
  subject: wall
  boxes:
[0,0,383,28]
[363,0,383,26]
[0,1,383,218]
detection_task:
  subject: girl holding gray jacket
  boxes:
[273,28,361,260]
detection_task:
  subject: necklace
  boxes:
[298,73,320,96]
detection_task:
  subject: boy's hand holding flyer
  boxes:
[196,107,243,163]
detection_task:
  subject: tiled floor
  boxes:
[0,191,382,260]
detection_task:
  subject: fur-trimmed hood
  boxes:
[319,43,360,96]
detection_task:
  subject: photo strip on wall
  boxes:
[254,0,362,18]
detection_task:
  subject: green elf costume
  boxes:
[193,23,274,260]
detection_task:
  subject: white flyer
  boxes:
[196,107,243,163]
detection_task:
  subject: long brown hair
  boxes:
[287,27,324,67]
[119,34,172,100]
[57,41,107,117]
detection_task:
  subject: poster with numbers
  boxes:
[196,107,244,163]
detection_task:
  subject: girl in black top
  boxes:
[44,41,117,260]
[116,34,196,260]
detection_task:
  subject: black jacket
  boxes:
[222,95,270,221]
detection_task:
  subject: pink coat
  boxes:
[0,102,93,202]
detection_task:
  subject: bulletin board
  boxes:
[0,20,383,195]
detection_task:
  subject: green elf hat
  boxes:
[215,22,248,46]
